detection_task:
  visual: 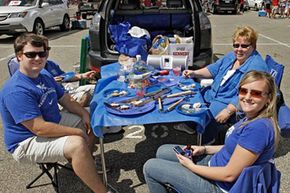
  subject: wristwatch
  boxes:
[226,108,233,115]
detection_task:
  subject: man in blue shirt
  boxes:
[0,33,107,193]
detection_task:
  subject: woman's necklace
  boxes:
[232,60,241,70]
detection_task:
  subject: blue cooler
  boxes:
[258,10,267,17]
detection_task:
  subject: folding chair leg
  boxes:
[26,169,48,189]
[26,163,73,191]
[26,164,58,190]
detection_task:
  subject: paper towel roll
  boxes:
[147,55,188,70]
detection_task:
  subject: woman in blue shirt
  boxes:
[180,26,269,144]
[143,71,280,193]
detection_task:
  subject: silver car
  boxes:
[0,0,70,36]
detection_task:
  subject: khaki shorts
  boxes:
[12,112,86,164]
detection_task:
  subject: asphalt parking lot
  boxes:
[1,9,290,193]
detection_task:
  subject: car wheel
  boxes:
[33,19,44,35]
[60,15,70,31]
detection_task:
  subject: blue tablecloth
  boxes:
[91,63,209,138]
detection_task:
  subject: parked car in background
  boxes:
[88,0,212,70]
[207,0,239,14]
[247,0,263,10]
[0,0,70,36]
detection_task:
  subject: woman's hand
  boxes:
[189,145,206,156]
[82,71,96,79]
[176,153,195,168]
[215,109,231,124]
[183,70,194,78]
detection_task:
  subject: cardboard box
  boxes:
[167,43,194,67]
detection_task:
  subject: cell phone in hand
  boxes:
[173,146,185,155]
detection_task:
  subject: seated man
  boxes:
[0,33,107,193]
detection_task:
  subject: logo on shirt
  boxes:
[225,125,235,139]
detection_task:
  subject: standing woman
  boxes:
[178,26,269,144]
[143,71,280,193]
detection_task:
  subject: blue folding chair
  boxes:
[265,55,290,138]
[265,55,284,89]
[7,57,20,76]
[229,162,281,193]
[164,162,280,193]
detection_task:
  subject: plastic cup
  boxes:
[172,63,181,76]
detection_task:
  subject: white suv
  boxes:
[247,0,263,10]
[0,0,70,36]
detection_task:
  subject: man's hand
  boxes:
[82,71,96,80]
[81,110,92,135]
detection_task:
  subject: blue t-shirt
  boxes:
[0,71,65,153]
[210,118,275,191]
[204,51,269,117]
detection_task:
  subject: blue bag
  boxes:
[109,22,151,61]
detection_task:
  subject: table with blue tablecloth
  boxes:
[89,62,209,186]
[91,62,209,139]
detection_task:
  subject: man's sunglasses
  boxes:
[239,87,268,99]
[233,44,251,49]
[23,51,47,58]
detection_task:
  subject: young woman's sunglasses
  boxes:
[23,51,47,58]
[239,87,268,99]
[233,44,251,49]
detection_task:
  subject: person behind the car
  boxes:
[0,33,107,193]
[179,26,269,144]
[144,71,279,193]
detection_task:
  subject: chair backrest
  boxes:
[229,162,281,193]
[265,55,284,88]
[7,57,20,77]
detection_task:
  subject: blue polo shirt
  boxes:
[204,51,269,117]
[0,71,64,153]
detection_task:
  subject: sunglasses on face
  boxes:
[239,87,268,99]
[233,44,251,49]
[23,51,47,58]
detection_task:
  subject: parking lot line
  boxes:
[259,34,290,48]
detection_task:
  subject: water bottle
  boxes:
[118,65,126,82]
[133,55,147,75]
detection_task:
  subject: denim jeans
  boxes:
[143,144,223,193]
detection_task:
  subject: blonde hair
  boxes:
[232,26,258,49]
[239,71,280,150]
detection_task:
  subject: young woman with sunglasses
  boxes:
[180,26,269,144]
[144,71,280,193]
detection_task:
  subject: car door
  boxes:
[38,0,55,27]
[50,0,66,25]
[44,0,64,26]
